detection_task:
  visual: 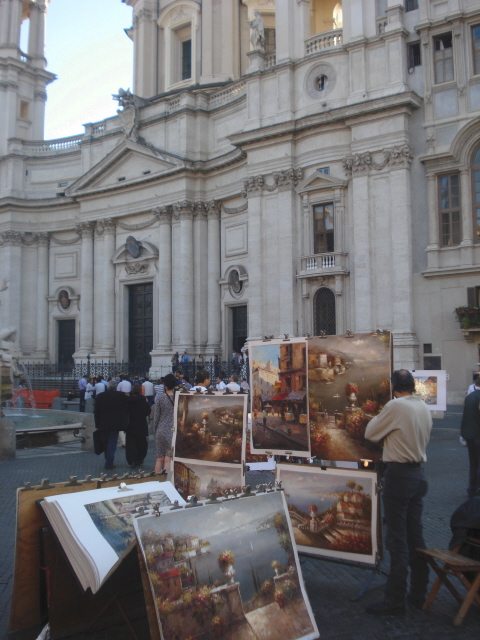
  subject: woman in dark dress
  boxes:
[126,383,151,467]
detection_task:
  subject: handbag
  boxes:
[93,429,105,455]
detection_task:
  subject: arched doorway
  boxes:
[313,288,336,335]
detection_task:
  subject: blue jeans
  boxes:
[382,463,429,605]
[104,431,119,467]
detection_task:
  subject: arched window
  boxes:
[472,145,480,242]
[313,288,336,335]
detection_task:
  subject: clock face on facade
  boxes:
[126,236,141,258]
[229,269,243,294]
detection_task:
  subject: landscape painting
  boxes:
[85,490,173,557]
[277,465,378,565]
[173,460,243,501]
[133,491,318,640]
[250,339,310,456]
[412,370,447,411]
[174,392,247,464]
[308,332,392,462]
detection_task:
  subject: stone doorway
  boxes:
[232,305,248,353]
[128,283,153,362]
[57,319,75,365]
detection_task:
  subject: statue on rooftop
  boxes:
[249,10,265,50]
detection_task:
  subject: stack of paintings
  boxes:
[133,490,319,640]
[173,391,248,502]
[276,466,378,565]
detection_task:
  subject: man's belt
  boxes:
[384,461,422,467]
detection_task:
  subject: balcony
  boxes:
[298,253,348,279]
[305,29,343,56]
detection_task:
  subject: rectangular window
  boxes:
[313,203,334,254]
[424,356,441,370]
[423,343,433,354]
[19,100,29,120]
[264,28,275,52]
[433,33,453,83]
[317,167,330,175]
[182,39,192,80]
[405,0,419,11]
[473,25,480,75]
[438,173,461,247]
[408,42,421,68]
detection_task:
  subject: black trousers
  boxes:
[466,438,480,497]
[382,463,429,605]
[125,433,148,466]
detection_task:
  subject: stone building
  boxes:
[1,0,480,401]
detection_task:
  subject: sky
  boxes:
[21,0,133,140]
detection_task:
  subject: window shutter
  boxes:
[467,287,476,306]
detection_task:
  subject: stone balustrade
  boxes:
[209,81,247,109]
[264,51,276,69]
[22,136,83,154]
[376,17,388,35]
[299,253,348,277]
[305,29,343,56]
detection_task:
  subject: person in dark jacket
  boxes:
[126,383,151,467]
[460,384,480,498]
[94,380,128,469]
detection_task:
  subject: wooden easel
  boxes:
[8,472,166,639]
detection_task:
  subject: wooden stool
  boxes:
[418,546,480,625]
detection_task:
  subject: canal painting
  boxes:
[277,465,378,565]
[250,339,310,456]
[412,370,446,411]
[85,490,174,557]
[174,392,247,464]
[308,332,392,462]
[173,460,243,501]
[133,491,318,640]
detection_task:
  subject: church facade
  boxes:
[1,0,480,402]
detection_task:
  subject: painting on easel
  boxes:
[277,465,379,565]
[308,332,392,462]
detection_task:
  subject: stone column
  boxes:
[460,169,474,266]
[193,202,208,351]
[34,232,49,358]
[206,201,221,354]
[154,206,172,352]
[350,174,372,332]
[93,222,104,352]
[132,1,157,98]
[75,222,95,357]
[0,0,22,52]
[27,1,47,68]
[101,219,117,355]
[173,201,194,350]
[200,0,214,82]
[245,183,263,340]
[0,231,23,337]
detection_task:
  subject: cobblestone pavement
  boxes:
[1,408,479,639]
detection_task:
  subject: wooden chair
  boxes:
[418,537,480,626]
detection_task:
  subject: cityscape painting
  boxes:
[133,491,318,640]
[411,370,447,411]
[308,332,392,462]
[277,465,379,565]
[173,460,243,502]
[250,339,310,456]
[174,392,247,464]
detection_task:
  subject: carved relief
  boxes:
[133,8,154,28]
[172,200,195,220]
[223,202,248,215]
[50,233,81,246]
[154,206,173,224]
[75,222,95,237]
[242,169,304,197]
[342,145,413,176]
[125,263,149,276]
[0,231,23,246]
[116,215,157,231]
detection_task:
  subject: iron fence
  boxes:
[19,358,249,396]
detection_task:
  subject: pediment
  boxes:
[66,140,184,197]
[296,171,347,194]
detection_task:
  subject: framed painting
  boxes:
[173,391,247,465]
[277,464,379,565]
[133,490,319,640]
[250,338,310,456]
[173,459,244,502]
[308,332,392,462]
[411,370,447,411]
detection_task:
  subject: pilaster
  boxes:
[193,202,208,351]
[74,222,95,357]
[206,200,221,354]
[152,207,172,355]
[27,1,47,68]
[100,219,117,356]
[172,201,195,350]
[34,232,49,358]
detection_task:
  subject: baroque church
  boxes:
[1,0,480,402]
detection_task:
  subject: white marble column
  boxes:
[100,219,116,355]
[0,0,22,51]
[206,201,221,354]
[193,202,208,351]
[27,1,47,68]
[93,222,104,353]
[0,231,23,339]
[200,0,214,82]
[351,174,372,332]
[460,169,474,267]
[34,232,49,357]
[154,206,172,352]
[173,201,194,350]
[132,1,157,98]
[246,186,263,340]
[75,222,94,357]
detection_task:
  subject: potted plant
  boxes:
[218,550,235,584]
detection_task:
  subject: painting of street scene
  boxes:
[174,460,243,502]
[277,465,378,564]
[85,490,172,558]
[134,491,318,640]
[308,333,392,462]
[250,340,309,455]
[174,393,247,464]
[412,370,446,411]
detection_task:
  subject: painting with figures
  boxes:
[250,338,310,456]
[174,392,247,464]
[277,465,379,565]
[133,491,318,640]
[308,332,392,462]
